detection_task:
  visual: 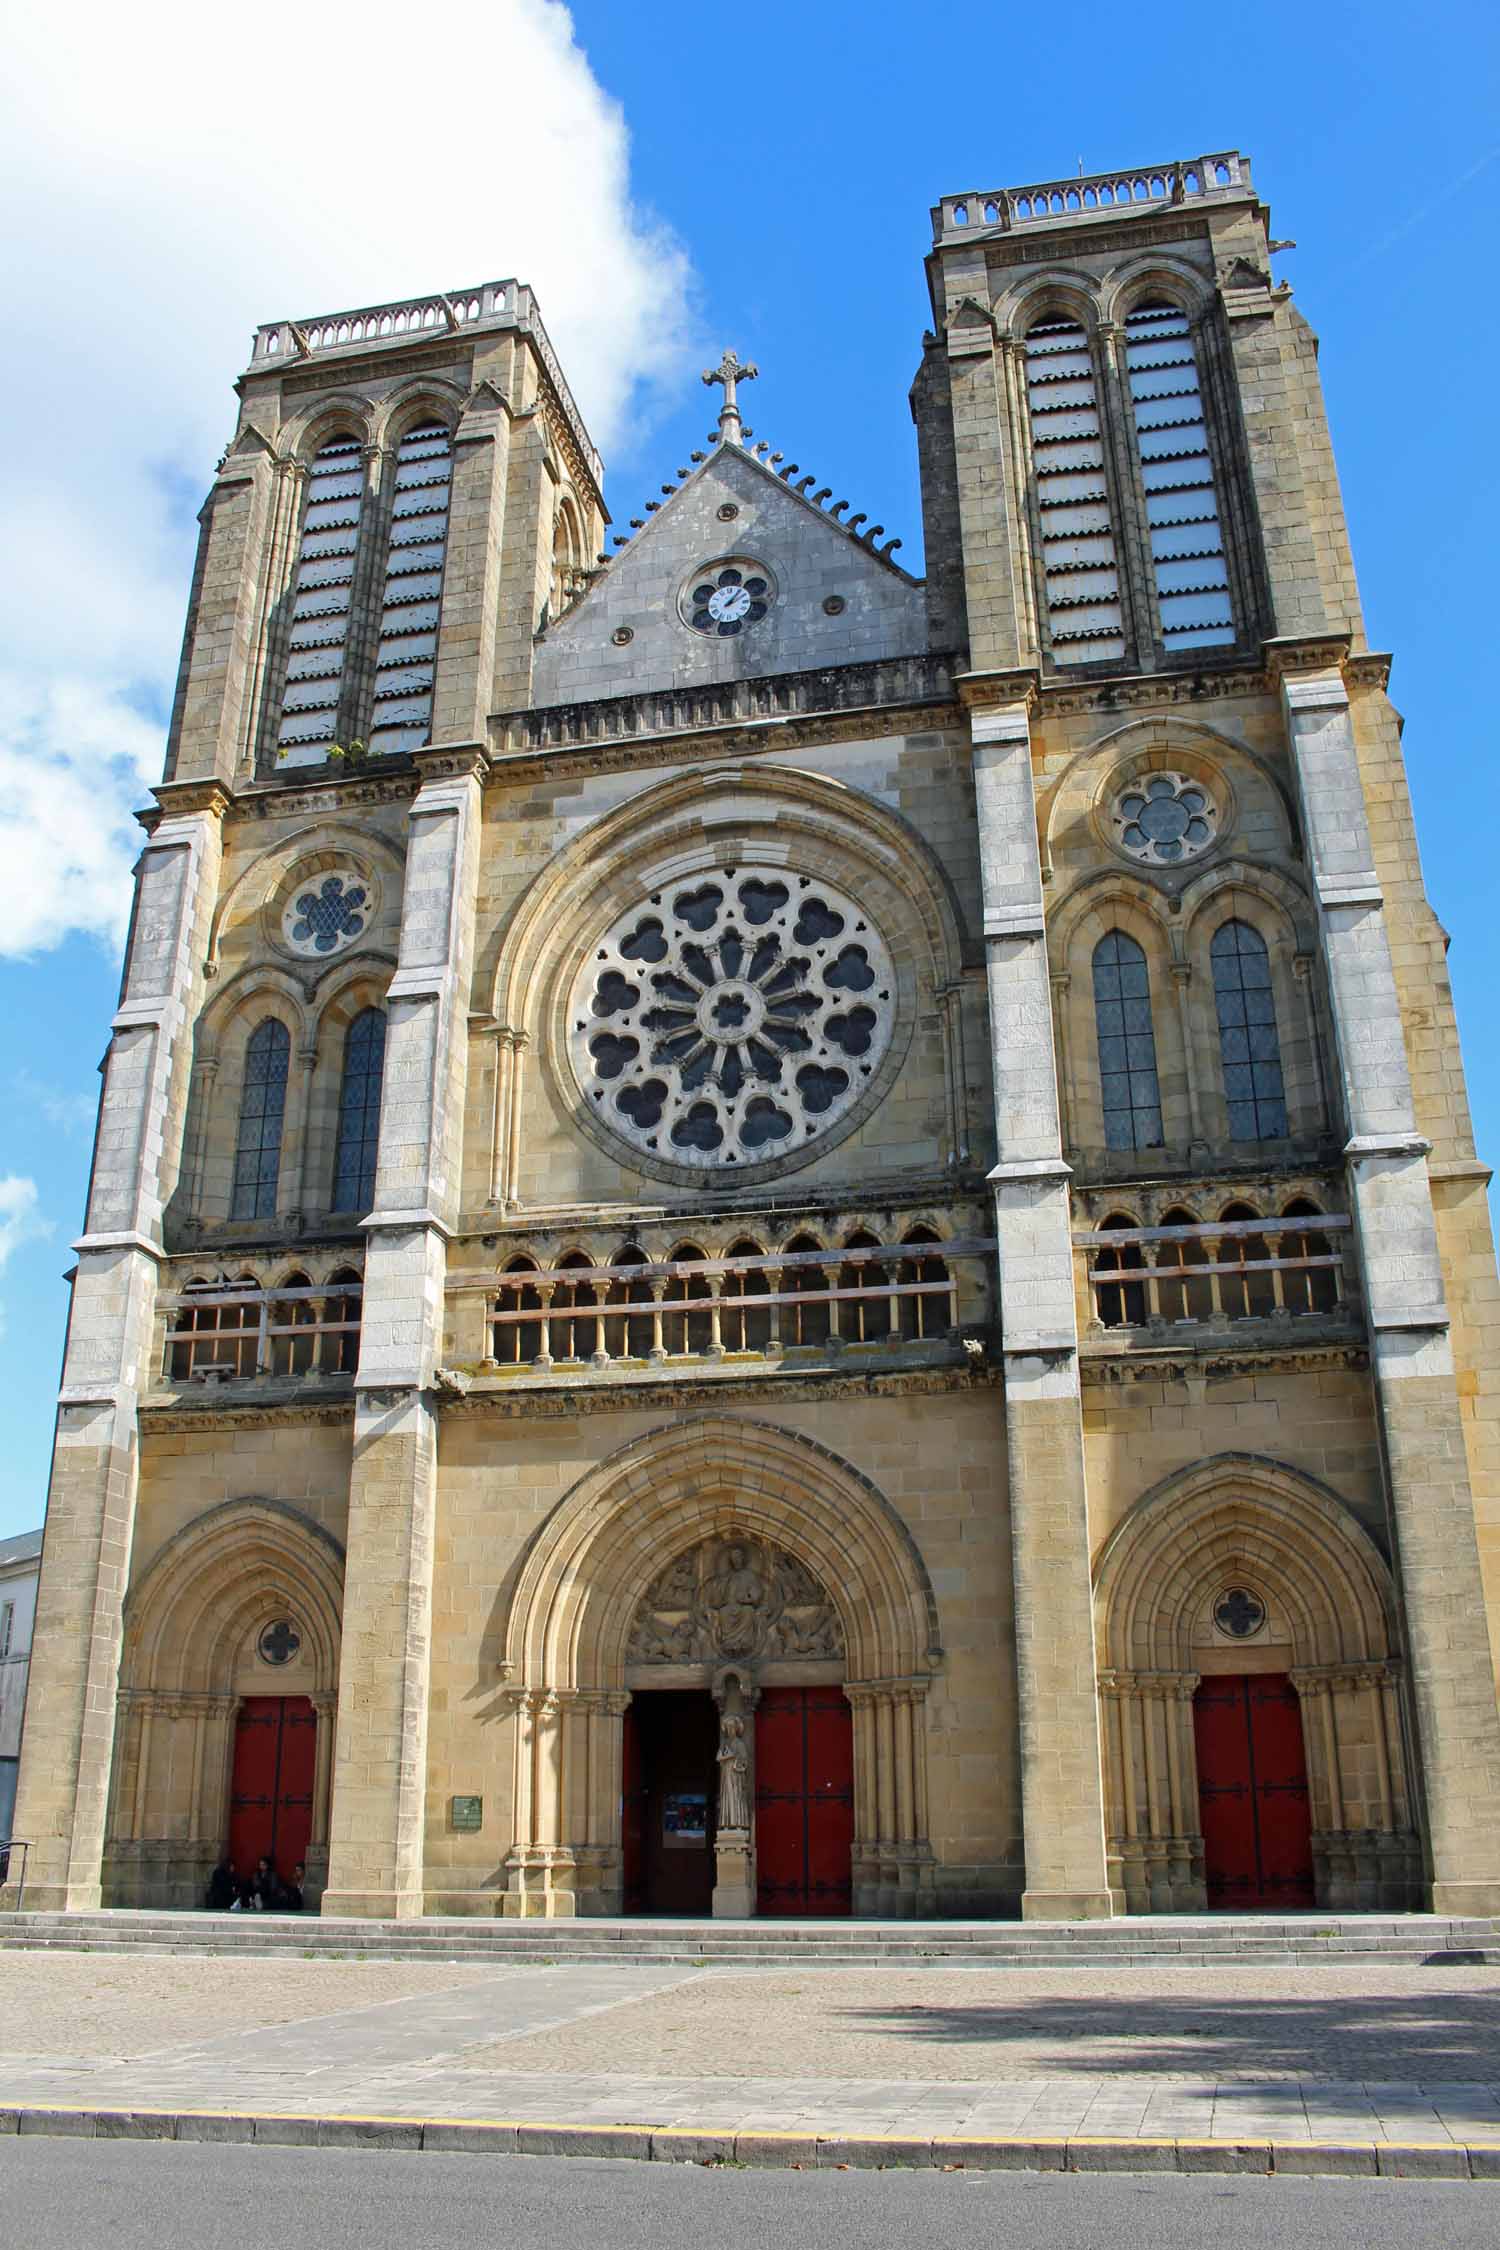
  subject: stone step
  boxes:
[1,1908,1495,1970]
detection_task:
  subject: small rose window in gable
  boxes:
[1111,771,1218,866]
[568,867,895,1173]
[681,558,775,637]
[282,872,368,957]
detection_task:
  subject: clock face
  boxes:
[683,559,775,636]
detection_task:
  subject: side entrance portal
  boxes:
[622,1691,718,1914]
[1193,1673,1314,1909]
[755,1685,853,1916]
[227,1695,317,1884]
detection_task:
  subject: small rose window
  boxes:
[282,872,368,957]
[568,868,895,1172]
[1112,772,1217,866]
[683,560,774,637]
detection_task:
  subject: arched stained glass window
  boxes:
[1211,920,1287,1140]
[1092,932,1163,1151]
[231,1019,290,1220]
[1023,317,1125,664]
[277,437,365,764]
[368,421,452,756]
[1124,301,1235,650]
[332,1008,386,1212]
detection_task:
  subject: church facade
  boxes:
[11,149,1500,1923]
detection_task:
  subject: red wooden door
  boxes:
[227,1696,317,1883]
[755,1686,853,1916]
[1193,1673,1314,1909]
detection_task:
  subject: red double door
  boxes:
[1192,1673,1315,1909]
[227,1696,317,1883]
[621,1686,853,1916]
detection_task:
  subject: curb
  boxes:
[2,2106,1497,2178]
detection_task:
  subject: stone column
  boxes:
[322,747,485,1919]
[1280,657,1500,1913]
[969,688,1112,1919]
[2,786,227,1912]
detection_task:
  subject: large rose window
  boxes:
[567,870,896,1171]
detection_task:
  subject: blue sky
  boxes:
[0,0,1496,1537]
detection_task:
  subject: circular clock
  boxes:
[681,558,776,637]
[708,582,752,624]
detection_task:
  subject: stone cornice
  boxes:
[1081,1338,1367,1386]
[230,769,422,823]
[490,653,960,775]
[146,780,233,824]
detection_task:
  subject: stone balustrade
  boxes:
[933,153,1248,240]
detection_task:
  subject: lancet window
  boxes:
[367,421,452,756]
[1210,919,1287,1140]
[276,437,364,759]
[1022,315,1125,663]
[332,1008,387,1213]
[230,1019,291,1221]
[1123,301,1235,650]
[1092,932,1163,1151]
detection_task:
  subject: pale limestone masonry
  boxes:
[9,153,1500,1924]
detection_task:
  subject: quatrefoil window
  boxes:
[1213,1588,1267,1640]
[568,869,896,1171]
[282,872,368,957]
[1112,771,1217,866]
[681,558,775,637]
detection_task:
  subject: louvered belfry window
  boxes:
[1124,301,1235,650]
[368,421,453,755]
[276,437,364,760]
[1023,316,1126,663]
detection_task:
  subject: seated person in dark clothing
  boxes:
[205,1857,237,1911]
[250,1855,281,1911]
[283,1863,306,1913]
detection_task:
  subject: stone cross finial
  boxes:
[702,348,759,445]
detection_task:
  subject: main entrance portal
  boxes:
[622,1691,718,1914]
[227,1695,316,1883]
[1193,1673,1314,1909]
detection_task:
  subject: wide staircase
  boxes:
[0,1908,1495,1967]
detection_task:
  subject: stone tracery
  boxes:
[568,869,896,1170]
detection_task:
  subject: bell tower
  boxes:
[915,151,1500,1916]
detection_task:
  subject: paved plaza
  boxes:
[1,1949,1499,2169]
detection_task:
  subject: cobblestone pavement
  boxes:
[1,1954,1498,2151]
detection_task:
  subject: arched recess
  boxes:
[105,1501,345,1911]
[481,761,973,1199]
[498,1413,942,1918]
[1093,1455,1420,1913]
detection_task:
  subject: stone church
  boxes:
[10,148,1500,1924]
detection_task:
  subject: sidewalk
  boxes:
[2,1947,1498,2179]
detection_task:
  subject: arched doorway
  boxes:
[498,1415,941,1918]
[1093,1455,1421,1912]
[620,1534,853,1916]
[106,1500,344,1910]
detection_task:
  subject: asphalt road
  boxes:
[0,2142,1494,2249]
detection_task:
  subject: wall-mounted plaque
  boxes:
[450,1794,483,1832]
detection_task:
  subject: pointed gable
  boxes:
[531,441,928,707]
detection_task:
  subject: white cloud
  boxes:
[0,0,696,960]
[0,1176,52,1342]
[0,1177,50,1273]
